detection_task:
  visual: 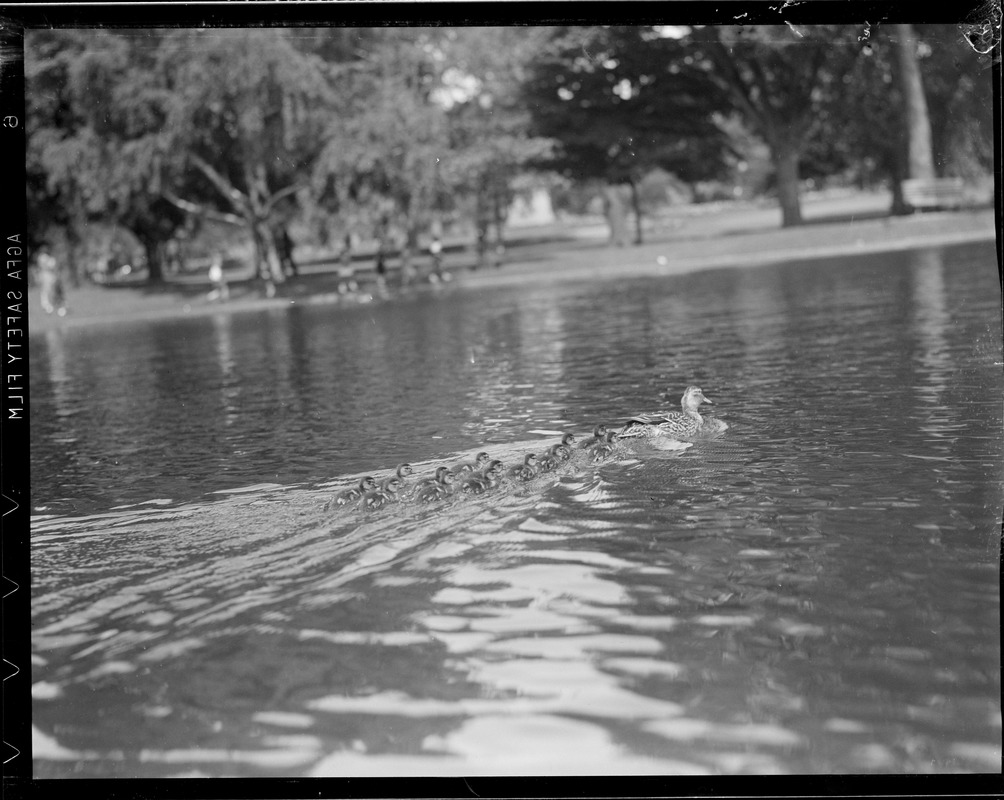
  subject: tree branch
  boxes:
[264,182,307,214]
[162,190,245,227]
[189,153,250,216]
[703,36,767,132]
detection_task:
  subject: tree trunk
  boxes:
[141,238,165,284]
[893,24,937,181]
[248,219,284,288]
[888,146,911,215]
[64,224,83,288]
[628,178,643,245]
[772,147,803,227]
[255,221,285,285]
[474,188,489,269]
[401,222,419,282]
[602,184,630,246]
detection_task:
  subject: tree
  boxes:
[26,30,192,283]
[913,23,995,181]
[893,24,936,182]
[26,30,109,283]
[156,29,334,287]
[436,27,555,264]
[70,30,190,281]
[798,23,994,214]
[313,28,453,273]
[524,26,734,243]
[687,24,865,226]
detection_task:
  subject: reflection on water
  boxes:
[30,242,1002,776]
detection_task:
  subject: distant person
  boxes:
[339,232,354,269]
[37,248,67,316]
[428,235,444,282]
[165,238,184,275]
[492,242,505,269]
[276,228,297,277]
[374,246,388,290]
[207,253,230,302]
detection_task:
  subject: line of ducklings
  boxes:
[324,386,726,513]
[324,428,623,513]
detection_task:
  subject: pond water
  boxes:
[29,241,1002,776]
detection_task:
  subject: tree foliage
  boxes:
[437,27,555,260]
[156,29,335,283]
[685,24,866,226]
[25,23,994,284]
[524,26,734,186]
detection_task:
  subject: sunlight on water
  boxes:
[29,243,1002,776]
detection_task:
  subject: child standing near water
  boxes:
[207,253,230,302]
[37,248,67,316]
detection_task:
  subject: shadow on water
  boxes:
[30,242,1002,776]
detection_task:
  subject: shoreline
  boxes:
[27,205,999,334]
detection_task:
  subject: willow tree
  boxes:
[26,29,190,283]
[156,29,334,286]
[313,28,453,273]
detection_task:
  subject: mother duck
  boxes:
[619,385,728,440]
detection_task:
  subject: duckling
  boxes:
[450,451,491,478]
[508,453,539,481]
[587,430,620,462]
[536,443,565,473]
[555,433,577,462]
[327,475,378,509]
[462,459,505,494]
[392,462,414,492]
[415,466,456,502]
[578,424,608,449]
[619,385,727,439]
[362,475,403,509]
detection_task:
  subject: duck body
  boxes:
[329,475,378,509]
[508,453,538,481]
[450,452,490,478]
[619,385,727,440]
[462,460,505,494]
[579,425,608,450]
[587,430,620,462]
[536,443,568,473]
[363,476,403,509]
[415,466,456,502]
[555,433,577,462]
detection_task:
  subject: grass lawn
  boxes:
[26,191,998,335]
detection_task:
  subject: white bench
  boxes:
[902,177,967,211]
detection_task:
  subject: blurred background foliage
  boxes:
[25,24,995,284]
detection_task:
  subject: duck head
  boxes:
[524,453,538,467]
[395,463,414,478]
[592,424,608,438]
[485,460,504,477]
[360,475,378,491]
[382,476,402,494]
[433,466,453,484]
[561,433,576,446]
[474,451,491,468]
[675,385,712,412]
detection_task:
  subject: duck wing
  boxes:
[624,412,675,426]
